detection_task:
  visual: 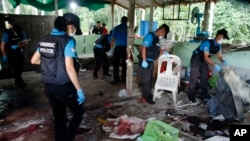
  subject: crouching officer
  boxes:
[188,28,230,103]
[140,24,169,105]
[31,15,84,141]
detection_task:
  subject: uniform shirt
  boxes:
[111,23,127,47]
[199,39,221,54]
[1,30,27,50]
[142,32,156,48]
[36,29,77,58]
[92,27,102,34]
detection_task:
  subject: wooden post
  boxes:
[54,0,58,16]
[202,2,210,32]
[202,1,215,37]
[126,0,135,95]
[149,0,154,32]
[111,0,115,29]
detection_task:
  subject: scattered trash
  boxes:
[198,123,208,130]
[104,103,112,107]
[212,114,225,121]
[118,89,128,97]
[204,135,229,141]
[0,124,41,141]
[141,120,179,141]
[136,97,147,103]
[97,90,104,96]
[102,115,146,139]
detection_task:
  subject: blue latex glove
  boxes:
[2,55,8,63]
[222,61,227,66]
[141,60,148,68]
[11,45,18,50]
[163,51,169,56]
[77,89,85,105]
[214,64,222,72]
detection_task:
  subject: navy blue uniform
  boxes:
[93,34,111,78]
[36,29,83,141]
[111,23,127,82]
[1,28,27,86]
[140,32,160,102]
[188,39,221,102]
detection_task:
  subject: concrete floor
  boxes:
[0,69,250,141]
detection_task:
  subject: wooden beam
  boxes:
[154,0,163,7]
[134,1,146,9]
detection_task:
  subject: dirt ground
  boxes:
[0,65,250,141]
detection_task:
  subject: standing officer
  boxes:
[140,24,169,104]
[1,19,28,87]
[93,30,112,79]
[188,29,230,103]
[110,16,128,84]
[31,14,84,141]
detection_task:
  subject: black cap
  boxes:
[216,28,229,40]
[63,13,83,35]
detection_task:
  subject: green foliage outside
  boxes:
[1,0,249,44]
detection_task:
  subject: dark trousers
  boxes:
[8,49,24,85]
[112,46,127,82]
[140,61,154,99]
[44,83,84,141]
[93,47,109,76]
[188,54,209,100]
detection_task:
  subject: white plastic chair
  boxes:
[153,54,182,106]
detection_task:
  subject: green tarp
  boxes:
[8,0,109,11]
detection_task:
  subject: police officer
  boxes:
[140,24,169,104]
[188,29,230,103]
[93,30,112,79]
[110,16,128,84]
[1,19,28,87]
[31,14,84,141]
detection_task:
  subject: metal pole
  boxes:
[126,0,135,95]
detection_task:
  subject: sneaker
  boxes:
[146,98,155,105]
[189,99,198,105]
[80,68,87,72]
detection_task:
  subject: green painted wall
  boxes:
[74,35,250,78]
[74,35,100,55]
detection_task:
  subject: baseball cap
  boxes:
[216,28,229,40]
[63,13,83,35]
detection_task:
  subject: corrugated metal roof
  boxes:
[111,0,218,9]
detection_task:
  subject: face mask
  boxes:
[69,29,76,36]
[218,39,224,44]
[159,36,164,39]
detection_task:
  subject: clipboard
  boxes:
[18,39,31,46]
